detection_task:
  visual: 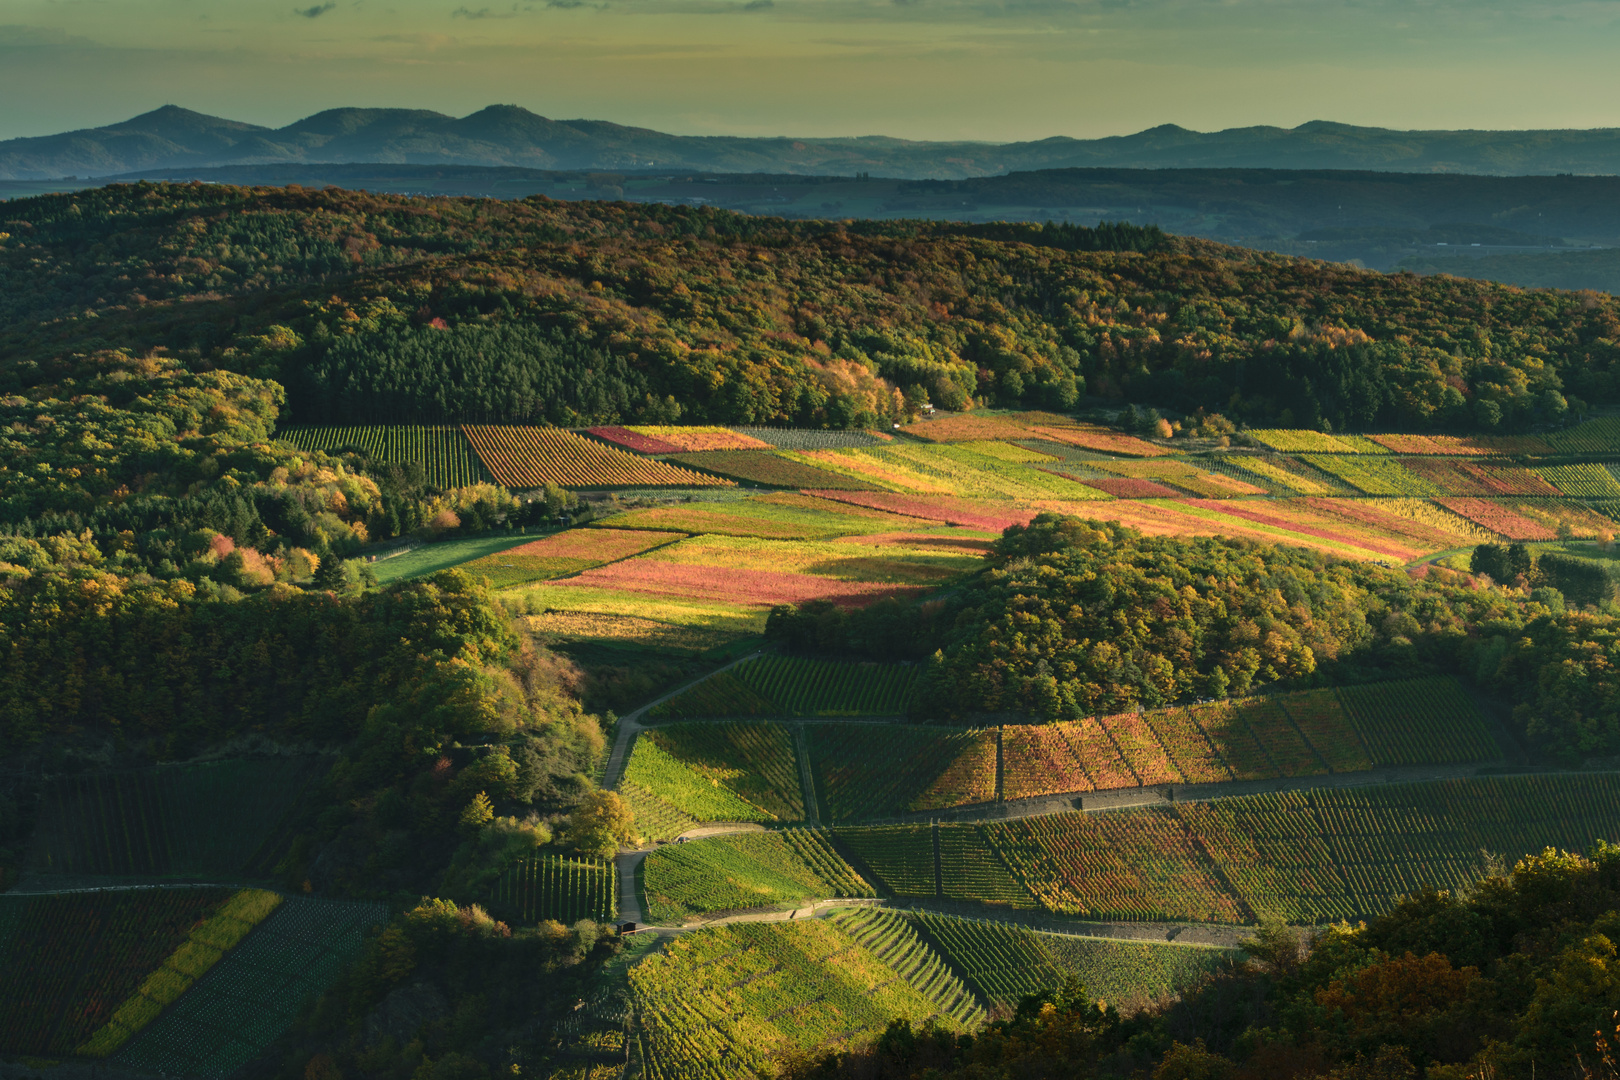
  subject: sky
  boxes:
[2,0,1620,142]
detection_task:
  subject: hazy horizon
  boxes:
[3,0,1619,144]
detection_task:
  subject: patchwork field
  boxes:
[624,676,1502,825]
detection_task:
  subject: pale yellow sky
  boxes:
[2,0,1619,141]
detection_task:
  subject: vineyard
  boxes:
[825,908,984,1024]
[1336,678,1501,765]
[0,887,232,1055]
[276,425,490,488]
[29,757,327,879]
[113,896,387,1078]
[639,829,869,922]
[1299,455,1440,496]
[810,725,998,819]
[728,427,891,450]
[629,920,971,1080]
[463,425,731,488]
[909,911,1228,1010]
[667,450,881,489]
[79,889,284,1057]
[490,855,617,923]
[650,656,922,719]
[828,773,1620,924]
[640,533,980,587]
[623,723,803,821]
[460,527,685,588]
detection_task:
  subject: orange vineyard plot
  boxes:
[899,414,1034,442]
[1403,459,1561,497]
[1027,425,1172,457]
[462,425,731,488]
[1002,725,1092,799]
[1143,708,1233,784]
[1058,716,1138,790]
[1098,712,1184,785]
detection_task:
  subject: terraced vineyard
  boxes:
[1337,678,1501,765]
[832,773,1620,924]
[29,757,327,879]
[640,829,869,922]
[276,425,490,487]
[490,854,617,923]
[629,919,972,1080]
[112,896,387,1078]
[649,656,922,719]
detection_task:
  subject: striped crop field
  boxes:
[1367,433,1553,455]
[598,492,909,540]
[556,557,926,609]
[899,414,1038,442]
[650,656,923,720]
[826,909,984,1024]
[910,911,1229,1010]
[1548,416,1620,454]
[1401,458,1561,497]
[460,527,685,588]
[1436,498,1559,540]
[591,426,776,453]
[810,725,998,819]
[625,723,804,821]
[640,829,869,922]
[728,427,893,450]
[804,489,1040,532]
[30,757,326,879]
[1090,458,1267,498]
[1249,430,1387,453]
[1300,455,1439,495]
[835,773,1620,925]
[667,450,881,489]
[639,534,982,586]
[996,677,1498,802]
[1336,678,1500,765]
[785,445,1110,501]
[113,896,386,1078]
[628,919,972,1080]
[490,854,616,923]
[0,888,233,1055]
[463,425,732,488]
[1538,463,1620,498]
[276,425,489,487]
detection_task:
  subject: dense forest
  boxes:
[768,515,1620,759]
[2,182,1617,434]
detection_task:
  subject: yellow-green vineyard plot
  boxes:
[624,723,803,822]
[650,656,922,719]
[1536,463,1620,498]
[825,909,984,1026]
[1248,430,1389,454]
[598,492,910,540]
[832,826,938,898]
[1548,416,1620,454]
[784,443,1110,500]
[640,829,869,922]
[629,920,970,1080]
[1299,455,1442,496]
[810,725,997,820]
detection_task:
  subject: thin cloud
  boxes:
[295,2,337,16]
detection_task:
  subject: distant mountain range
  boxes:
[10,105,1620,181]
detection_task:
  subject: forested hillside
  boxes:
[2,182,1618,436]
